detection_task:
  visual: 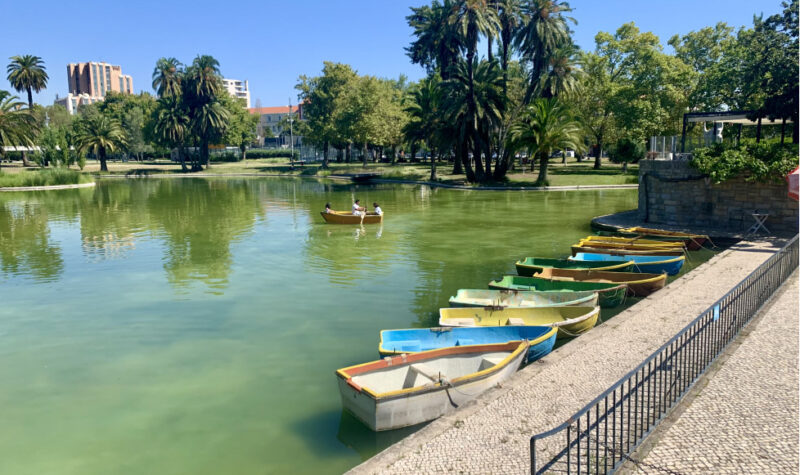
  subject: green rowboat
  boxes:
[515,257,634,277]
[489,275,628,308]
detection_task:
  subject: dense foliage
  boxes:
[692,140,799,184]
[608,138,646,172]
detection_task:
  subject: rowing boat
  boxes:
[336,341,527,431]
[534,268,667,297]
[320,211,383,224]
[379,326,557,363]
[515,257,634,276]
[582,235,687,249]
[617,227,709,250]
[438,306,600,338]
[571,252,685,276]
[488,275,627,308]
[570,244,685,257]
[449,289,599,308]
[579,238,686,251]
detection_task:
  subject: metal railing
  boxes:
[530,235,799,474]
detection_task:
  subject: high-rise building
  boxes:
[55,61,134,114]
[223,78,250,107]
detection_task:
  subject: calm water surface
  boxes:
[0,178,647,474]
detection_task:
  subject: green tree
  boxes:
[221,93,259,160]
[404,75,447,180]
[406,0,464,79]
[184,55,228,169]
[6,55,48,109]
[508,97,583,184]
[608,137,645,172]
[153,96,190,171]
[152,57,184,98]
[0,91,39,169]
[73,112,127,172]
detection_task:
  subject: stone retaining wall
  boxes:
[638,160,798,234]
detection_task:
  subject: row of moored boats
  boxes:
[336,226,710,431]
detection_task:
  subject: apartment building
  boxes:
[55,62,134,114]
[223,78,251,108]
[248,105,303,145]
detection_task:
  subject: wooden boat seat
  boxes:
[448,318,477,326]
[455,339,475,346]
[479,356,505,371]
[388,340,421,352]
[506,317,526,326]
[401,363,446,388]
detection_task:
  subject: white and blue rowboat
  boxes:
[449,289,598,308]
[336,341,527,431]
[571,252,685,276]
[379,326,557,363]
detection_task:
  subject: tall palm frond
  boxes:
[0,92,39,155]
[406,0,464,78]
[73,113,127,172]
[152,57,184,98]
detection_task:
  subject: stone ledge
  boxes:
[0,181,96,192]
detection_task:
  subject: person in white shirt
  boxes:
[352,199,365,216]
[373,202,383,215]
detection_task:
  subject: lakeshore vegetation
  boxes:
[0,0,797,187]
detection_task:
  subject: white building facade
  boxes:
[223,78,251,107]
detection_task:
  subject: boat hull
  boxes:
[449,289,598,308]
[535,268,667,297]
[379,326,557,363]
[572,252,685,276]
[489,275,627,308]
[438,306,600,338]
[337,342,526,431]
[320,211,383,224]
[571,245,685,257]
[515,257,634,276]
[617,227,709,251]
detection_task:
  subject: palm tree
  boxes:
[190,101,229,171]
[186,55,221,100]
[494,0,522,96]
[508,97,583,184]
[406,0,463,79]
[536,42,582,98]
[184,55,225,169]
[154,96,190,171]
[73,113,127,172]
[514,0,575,101]
[0,91,39,169]
[6,55,48,109]
[404,75,446,180]
[152,57,183,98]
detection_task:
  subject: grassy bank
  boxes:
[0,168,94,188]
[0,157,639,188]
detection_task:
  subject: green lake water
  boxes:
[0,177,698,474]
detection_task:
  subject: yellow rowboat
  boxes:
[582,236,687,249]
[570,245,685,257]
[535,268,667,297]
[576,240,684,252]
[336,341,527,431]
[617,227,709,250]
[320,211,383,224]
[438,306,600,338]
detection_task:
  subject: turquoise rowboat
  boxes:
[515,257,634,276]
[571,252,685,276]
[379,326,557,363]
[489,275,627,308]
[449,289,598,308]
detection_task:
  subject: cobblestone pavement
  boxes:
[631,274,798,475]
[349,240,787,474]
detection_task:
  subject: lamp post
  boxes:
[288,98,294,162]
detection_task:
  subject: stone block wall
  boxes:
[638,160,798,235]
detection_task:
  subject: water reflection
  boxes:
[0,200,63,281]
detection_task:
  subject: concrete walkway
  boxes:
[629,274,798,474]
[350,239,788,474]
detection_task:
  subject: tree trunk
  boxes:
[362,143,368,168]
[336,147,343,163]
[622,161,628,173]
[390,146,397,165]
[452,145,462,174]
[240,144,247,161]
[483,138,492,179]
[411,143,417,162]
[99,147,108,172]
[21,151,31,167]
[594,139,603,170]
[345,143,352,163]
[202,138,210,169]
[536,152,548,184]
[322,140,329,169]
[493,149,511,180]
[459,142,475,182]
[430,147,437,181]
[487,35,493,63]
[178,146,187,172]
[26,86,33,110]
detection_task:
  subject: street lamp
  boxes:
[288,98,294,163]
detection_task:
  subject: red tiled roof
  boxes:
[248,106,299,115]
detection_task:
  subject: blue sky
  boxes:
[0,0,786,108]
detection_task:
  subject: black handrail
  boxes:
[530,235,799,474]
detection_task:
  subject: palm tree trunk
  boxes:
[483,138,492,178]
[487,36,493,63]
[362,143,368,168]
[202,138,210,169]
[21,151,31,167]
[26,86,33,110]
[430,146,437,181]
[536,151,548,184]
[99,147,109,172]
[345,142,352,163]
[452,145,463,174]
[594,137,603,170]
[322,140,329,169]
[178,146,187,172]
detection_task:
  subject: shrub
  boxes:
[608,138,646,165]
[691,141,799,183]
[0,168,93,187]
[246,149,300,159]
[209,151,240,162]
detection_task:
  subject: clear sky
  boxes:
[0,0,786,108]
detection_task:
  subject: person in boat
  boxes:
[325,203,333,214]
[373,202,383,216]
[352,199,365,216]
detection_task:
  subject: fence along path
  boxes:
[530,235,798,474]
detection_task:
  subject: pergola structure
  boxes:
[680,110,794,152]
